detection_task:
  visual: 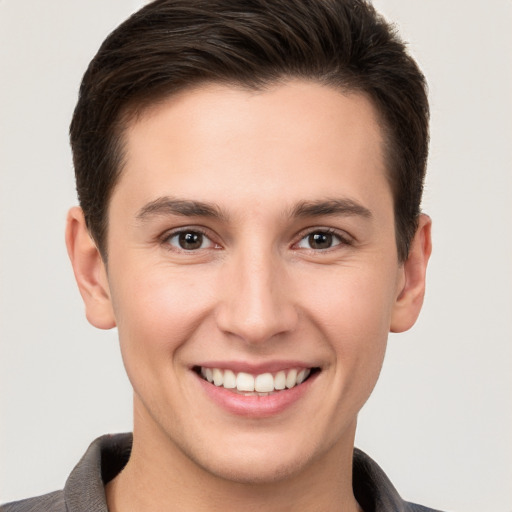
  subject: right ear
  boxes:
[65,207,116,329]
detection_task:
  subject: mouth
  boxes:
[193,366,321,396]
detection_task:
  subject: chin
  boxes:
[198,451,311,485]
[182,431,331,486]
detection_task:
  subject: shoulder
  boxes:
[353,448,446,512]
[1,433,131,512]
[1,490,65,512]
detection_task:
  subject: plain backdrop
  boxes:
[1,1,511,510]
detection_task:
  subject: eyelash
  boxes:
[160,227,353,253]
[294,228,353,252]
[160,227,216,252]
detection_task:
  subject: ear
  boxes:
[390,214,432,333]
[65,206,116,329]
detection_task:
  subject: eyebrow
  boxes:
[135,196,372,223]
[136,197,227,222]
[290,198,372,219]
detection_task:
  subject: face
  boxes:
[71,81,427,484]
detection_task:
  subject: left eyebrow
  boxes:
[135,197,228,222]
[290,198,372,219]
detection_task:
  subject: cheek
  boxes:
[302,264,398,340]
[300,264,397,387]
[108,264,220,418]
[109,263,216,367]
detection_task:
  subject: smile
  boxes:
[196,366,318,396]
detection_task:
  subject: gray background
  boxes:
[1,1,511,510]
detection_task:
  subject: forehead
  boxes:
[113,80,390,217]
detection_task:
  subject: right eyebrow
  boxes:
[135,197,228,222]
[290,198,373,220]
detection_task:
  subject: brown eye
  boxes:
[168,231,210,250]
[297,231,342,250]
[180,232,203,250]
[309,232,333,249]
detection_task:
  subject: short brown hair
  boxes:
[70,0,429,261]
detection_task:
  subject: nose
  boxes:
[215,248,298,345]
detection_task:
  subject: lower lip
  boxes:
[195,372,318,418]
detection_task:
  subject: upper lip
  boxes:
[192,360,319,374]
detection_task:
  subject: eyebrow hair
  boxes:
[135,196,372,223]
[290,198,372,219]
[136,197,227,222]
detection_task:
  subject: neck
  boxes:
[106,409,361,512]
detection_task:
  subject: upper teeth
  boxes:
[200,367,311,393]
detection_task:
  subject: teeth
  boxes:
[285,369,297,389]
[199,367,313,393]
[296,369,308,384]
[223,369,236,389]
[236,372,255,392]
[212,368,223,386]
[255,373,274,392]
[274,370,286,390]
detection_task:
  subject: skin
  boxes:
[66,80,431,512]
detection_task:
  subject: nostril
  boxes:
[214,279,299,344]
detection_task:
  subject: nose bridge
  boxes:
[216,240,297,344]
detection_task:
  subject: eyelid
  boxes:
[157,225,353,252]
[293,227,353,250]
[160,226,221,251]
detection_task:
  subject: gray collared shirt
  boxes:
[1,433,444,512]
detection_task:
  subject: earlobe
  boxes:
[65,206,116,330]
[390,214,432,333]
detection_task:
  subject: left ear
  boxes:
[390,214,432,333]
[65,206,116,330]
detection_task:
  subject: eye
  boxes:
[296,230,344,250]
[166,230,215,251]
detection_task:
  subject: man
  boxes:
[2,0,438,510]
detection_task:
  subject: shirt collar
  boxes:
[63,433,413,512]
